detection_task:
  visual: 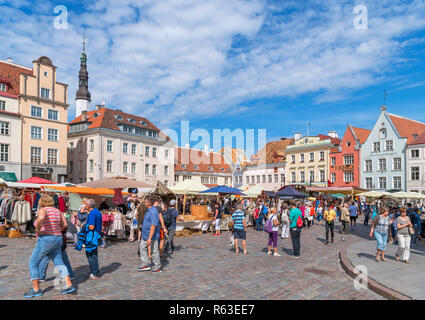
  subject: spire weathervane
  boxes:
[83,33,86,52]
[384,90,387,105]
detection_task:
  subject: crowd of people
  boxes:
[23,190,425,298]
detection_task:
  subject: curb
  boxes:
[339,249,412,300]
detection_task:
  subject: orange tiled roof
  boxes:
[174,147,232,174]
[408,131,425,146]
[0,60,33,96]
[68,107,160,132]
[351,126,371,145]
[247,138,295,166]
[317,134,341,146]
[329,147,340,154]
[388,114,425,144]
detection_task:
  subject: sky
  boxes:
[1,0,425,157]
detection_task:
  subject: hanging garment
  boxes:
[32,193,41,212]
[113,189,124,205]
[58,196,67,213]
[10,201,31,224]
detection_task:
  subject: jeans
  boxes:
[268,231,278,248]
[325,222,334,241]
[28,235,69,281]
[164,227,176,254]
[256,217,264,231]
[140,238,161,269]
[39,249,74,279]
[86,247,100,277]
[290,227,301,257]
[374,231,388,251]
[341,221,349,234]
[396,234,411,261]
[363,214,369,225]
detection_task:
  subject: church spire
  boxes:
[75,34,91,117]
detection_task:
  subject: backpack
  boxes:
[265,214,275,233]
[263,206,268,214]
[296,215,303,228]
[163,209,174,229]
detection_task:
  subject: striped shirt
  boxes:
[39,207,63,236]
[232,210,245,230]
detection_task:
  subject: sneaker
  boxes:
[137,266,151,272]
[151,268,162,273]
[273,252,281,257]
[60,286,76,295]
[89,274,100,280]
[24,288,43,298]
[38,279,46,283]
[292,255,300,259]
[267,251,272,255]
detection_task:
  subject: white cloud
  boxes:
[0,0,424,129]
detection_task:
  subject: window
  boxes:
[0,121,10,135]
[131,163,136,174]
[48,110,59,121]
[165,149,169,159]
[164,166,169,176]
[344,172,354,183]
[69,161,73,173]
[40,88,50,99]
[107,140,113,152]
[0,83,7,91]
[47,128,58,141]
[107,160,113,173]
[365,160,372,172]
[344,155,354,165]
[123,143,128,154]
[300,154,304,163]
[393,176,401,189]
[379,177,387,189]
[291,172,296,183]
[0,144,9,162]
[300,171,305,183]
[31,147,42,164]
[31,126,42,139]
[331,157,336,166]
[31,106,42,118]
[373,142,380,152]
[145,146,150,157]
[379,158,386,171]
[89,160,94,172]
[385,140,393,151]
[331,173,336,183]
[268,175,272,183]
[411,167,420,180]
[379,128,387,139]
[320,170,325,182]
[274,174,278,183]
[291,155,295,163]
[365,177,373,189]
[69,142,73,151]
[225,178,229,185]
[202,177,209,184]
[262,175,266,183]
[0,100,5,110]
[44,71,48,77]
[246,176,249,184]
[145,164,150,175]
[175,175,179,182]
[131,144,136,155]
[393,158,401,170]
[152,147,157,158]
[281,174,285,183]
[89,140,94,152]
[123,162,128,174]
[309,171,315,182]
[319,151,325,161]
[256,175,260,183]
[411,149,420,159]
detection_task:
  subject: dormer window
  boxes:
[346,141,351,147]
[0,83,7,92]
[182,164,186,169]
[140,121,146,126]
[129,118,135,123]
[209,166,213,171]
[92,113,98,118]
[413,134,419,139]
[194,165,199,170]
[114,115,123,120]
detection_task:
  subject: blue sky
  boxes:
[1,0,425,156]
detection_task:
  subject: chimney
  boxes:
[280,137,287,141]
[294,133,302,140]
[328,130,338,139]
[6,58,13,63]
[81,110,88,121]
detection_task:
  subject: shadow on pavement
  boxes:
[0,245,6,249]
[0,266,7,271]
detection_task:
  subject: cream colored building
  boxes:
[285,133,340,187]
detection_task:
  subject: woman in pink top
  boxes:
[25,194,75,298]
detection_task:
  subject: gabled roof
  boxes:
[388,113,425,144]
[0,60,33,96]
[247,138,295,166]
[408,131,425,146]
[174,147,231,174]
[351,126,371,145]
[68,107,160,132]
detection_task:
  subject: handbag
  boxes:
[408,226,415,235]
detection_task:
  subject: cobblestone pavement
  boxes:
[0,219,384,300]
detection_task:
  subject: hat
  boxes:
[170,199,176,206]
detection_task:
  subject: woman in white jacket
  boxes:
[280,204,290,239]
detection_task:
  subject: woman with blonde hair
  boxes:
[369,206,394,262]
[267,207,281,256]
[77,197,90,231]
[25,193,75,298]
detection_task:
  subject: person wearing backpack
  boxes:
[266,208,281,256]
[289,201,303,258]
[163,200,183,255]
